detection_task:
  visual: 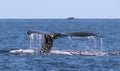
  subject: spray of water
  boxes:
[100,38,104,52]
[68,36,72,40]
[29,33,44,53]
[88,36,104,52]
[68,36,104,53]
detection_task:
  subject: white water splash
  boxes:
[100,38,103,44]
[68,36,104,53]
[10,49,35,54]
[29,33,44,53]
[68,36,72,40]
[29,34,34,49]
[89,36,104,52]
[50,50,106,56]
[99,38,104,52]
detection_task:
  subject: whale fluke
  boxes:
[27,31,101,38]
[66,32,102,38]
[27,31,66,38]
[27,31,101,54]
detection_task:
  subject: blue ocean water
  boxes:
[0,19,120,71]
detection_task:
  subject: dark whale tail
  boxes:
[27,31,101,38]
[27,31,65,54]
[27,31,101,54]
[66,32,102,38]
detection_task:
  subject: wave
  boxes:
[0,49,117,56]
[9,49,106,56]
[10,49,35,54]
[50,50,106,56]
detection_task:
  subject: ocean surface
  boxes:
[0,19,120,71]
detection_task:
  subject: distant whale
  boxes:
[27,31,101,54]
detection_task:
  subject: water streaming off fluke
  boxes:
[67,36,104,53]
[27,32,105,55]
[29,33,44,53]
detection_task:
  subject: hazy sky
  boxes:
[0,0,119,18]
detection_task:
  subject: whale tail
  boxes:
[66,32,102,38]
[27,31,65,54]
[27,31,101,38]
[27,31,101,54]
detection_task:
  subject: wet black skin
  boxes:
[67,32,101,38]
[40,35,55,54]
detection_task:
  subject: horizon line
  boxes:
[0,18,120,19]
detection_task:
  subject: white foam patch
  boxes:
[10,49,35,54]
[50,50,106,56]
[10,49,106,56]
[50,50,73,55]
